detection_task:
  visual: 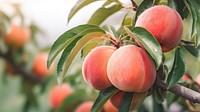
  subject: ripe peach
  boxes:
[75,101,93,112]
[110,91,147,110]
[181,74,190,81]
[32,53,54,78]
[82,46,116,90]
[4,24,30,48]
[135,5,183,52]
[104,100,118,112]
[107,45,156,92]
[50,83,73,109]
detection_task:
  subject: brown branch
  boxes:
[155,67,200,103]
[130,0,138,11]
[0,50,42,84]
[181,39,195,45]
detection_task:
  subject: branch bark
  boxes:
[0,50,42,84]
[155,67,200,103]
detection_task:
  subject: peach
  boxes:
[82,46,116,90]
[110,91,147,110]
[135,5,183,52]
[4,24,30,48]
[107,45,156,92]
[75,101,93,112]
[50,83,73,109]
[32,53,54,78]
[181,74,190,81]
[104,100,118,112]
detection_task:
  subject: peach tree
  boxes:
[48,0,200,111]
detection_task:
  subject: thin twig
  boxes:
[181,39,195,45]
[0,50,42,84]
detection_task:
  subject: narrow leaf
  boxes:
[124,26,162,69]
[153,88,164,104]
[119,92,134,112]
[101,25,119,39]
[134,0,153,25]
[57,30,106,85]
[88,1,123,25]
[153,97,164,112]
[91,86,119,112]
[167,48,185,89]
[47,24,99,68]
[121,11,135,27]
[183,45,200,61]
[81,37,106,58]
[184,0,200,47]
[68,0,99,22]
[168,0,186,19]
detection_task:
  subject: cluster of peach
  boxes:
[82,5,183,111]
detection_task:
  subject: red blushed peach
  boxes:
[50,83,73,109]
[32,53,54,78]
[75,101,93,112]
[107,45,156,92]
[181,74,190,81]
[4,24,30,48]
[135,5,183,52]
[104,100,118,112]
[82,46,116,90]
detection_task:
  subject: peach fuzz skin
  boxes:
[107,45,156,92]
[50,83,73,109]
[82,46,116,90]
[4,24,30,48]
[135,5,183,52]
[32,53,54,78]
[75,101,94,112]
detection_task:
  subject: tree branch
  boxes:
[0,50,42,84]
[155,68,200,103]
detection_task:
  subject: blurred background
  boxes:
[0,0,200,112]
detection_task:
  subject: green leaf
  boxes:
[168,0,186,19]
[124,26,162,69]
[184,0,200,47]
[153,97,164,112]
[47,24,100,69]
[119,92,134,112]
[134,0,153,25]
[101,25,119,39]
[121,11,135,27]
[57,30,106,85]
[67,0,99,22]
[166,48,185,89]
[167,92,179,107]
[88,1,123,25]
[91,86,119,112]
[183,45,200,61]
[81,37,106,58]
[153,87,164,104]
